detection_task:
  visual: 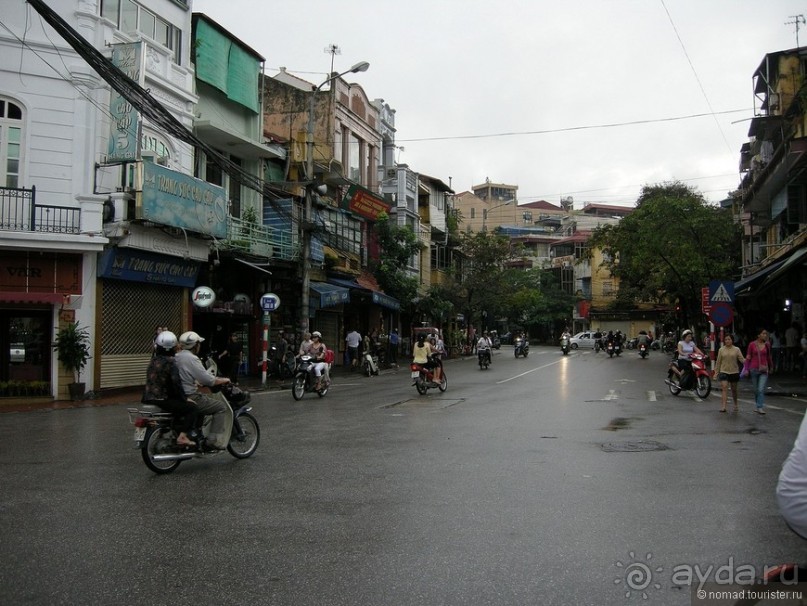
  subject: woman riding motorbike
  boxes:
[413,333,441,383]
[674,329,704,389]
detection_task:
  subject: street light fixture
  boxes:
[481,198,514,232]
[300,61,370,335]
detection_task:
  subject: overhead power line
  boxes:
[396,108,749,143]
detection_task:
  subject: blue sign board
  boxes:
[260,293,280,311]
[708,280,734,304]
[139,162,227,239]
[98,248,200,287]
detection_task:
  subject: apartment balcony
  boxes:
[219,214,298,261]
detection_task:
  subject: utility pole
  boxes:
[786,14,805,47]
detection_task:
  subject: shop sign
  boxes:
[107,42,142,162]
[98,248,199,287]
[341,184,390,221]
[137,162,227,238]
[192,286,216,308]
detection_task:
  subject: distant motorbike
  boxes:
[594,338,602,353]
[128,383,259,475]
[560,336,570,356]
[362,349,380,376]
[606,341,623,357]
[513,337,529,358]
[665,352,711,398]
[292,353,331,400]
[638,341,649,359]
[411,356,447,395]
[478,346,492,369]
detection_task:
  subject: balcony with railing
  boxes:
[220,214,298,261]
[0,186,81,234]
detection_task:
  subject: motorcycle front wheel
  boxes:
[438,374,447,392]
[291,375,306,400]
[142,426,182,474]
[228,413,260,459]
[695,375,712,399]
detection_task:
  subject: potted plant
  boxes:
[53,322,91,400]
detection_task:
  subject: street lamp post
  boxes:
[300,61,370,336]
[481,198,514,232]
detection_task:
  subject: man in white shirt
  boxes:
[345,329,361,370]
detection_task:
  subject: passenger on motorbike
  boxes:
[673,329,704,388]
[175,331,232,451]
[298,332,313,356]
[413,333,441,383]
[309,331,329,390]
[477,331,493,363]
[637,330,650,348]
[141,330,197,448]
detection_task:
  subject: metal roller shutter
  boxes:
[100,280,183,389]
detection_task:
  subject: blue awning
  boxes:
[326,278,400,311]
[310,282,350,309]
[734,256,788,295]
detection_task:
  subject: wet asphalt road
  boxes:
[1,346,806,606]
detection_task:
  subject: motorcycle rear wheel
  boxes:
[292,375,306,400]
[317,382,329,397]
[695,375,712,399]
[438,374,447,392]
[415,379,428,395]
[523,350,528,357]
[227,412,260,459]
[668,372,682,396]
[142,426,182,474]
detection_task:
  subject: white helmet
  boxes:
[155,330,177,351]
[179,331,205,349]
[312,331,322,339]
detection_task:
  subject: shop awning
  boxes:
[310,282,350,309]
[734,257,788,295]
[0,292,67,304]
[761,247,807,288]
[327,278,401,311]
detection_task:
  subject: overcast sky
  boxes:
[193,0,807,207]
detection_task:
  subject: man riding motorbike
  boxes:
[175,331,232,451]
[477,331,493,365]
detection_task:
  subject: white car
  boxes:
[569,331,600,349]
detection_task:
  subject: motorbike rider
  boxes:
[477,331,493,364]
[605,330,615,349]
[309,331,329,390]
[175,331,231,451]
[413,333,441,384]
[674,329,704,389]
[141,330,196,448]
[637,330,650,349]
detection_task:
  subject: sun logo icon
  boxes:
[614,552,663,600]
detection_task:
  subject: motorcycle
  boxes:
[292,353,332,400]
[267,344,295,379]
[594,338,602,353]
[478,346,492,369]
[513,337,529,358]
[607,341,622,357]
[560,336,570,356]
[638,341,649,359]
[128,383,259,475]
[665,352,712,398]
[362,348,380,376]
[411,356,447,395]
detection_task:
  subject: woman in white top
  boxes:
[675,329,704,386]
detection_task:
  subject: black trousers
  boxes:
[146,399,197,434]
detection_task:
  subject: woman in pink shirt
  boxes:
[745,328,774,415]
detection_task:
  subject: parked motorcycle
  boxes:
[478,346,492,369]
[513,336,529,358]
[560,336,570,356]
[268,344,295,379]
[362,349,380,376]
[410,357,447,395]
[292,353,332,400]
[665,352,711,398]
[128,383,259,475]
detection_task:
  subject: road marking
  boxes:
[496,359,564,383]
[648,391,657,401]
[604,390,618,400]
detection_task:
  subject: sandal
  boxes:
[176,437,196,448]
[719,409,727,413]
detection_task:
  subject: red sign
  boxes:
[342,184,390,221]
[701,287,711,314]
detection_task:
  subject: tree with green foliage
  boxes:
[372,213,423,309]
[588,181,742,327]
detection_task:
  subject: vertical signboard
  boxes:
[107,42,143,162]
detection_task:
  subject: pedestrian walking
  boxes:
[345,328,361,370]
[745,327,774,415]
[712,334,745,413]
[389,328,399,365]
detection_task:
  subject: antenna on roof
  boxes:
[786,15,805,47]
[324,43,341,75]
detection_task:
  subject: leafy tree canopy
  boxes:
[588,181,741,325]
[372,213,423,308]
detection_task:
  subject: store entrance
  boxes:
[0,309,52,396]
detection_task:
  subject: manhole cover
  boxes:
[601,440,670,452]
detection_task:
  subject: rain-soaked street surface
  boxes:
[2,346,806,605]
